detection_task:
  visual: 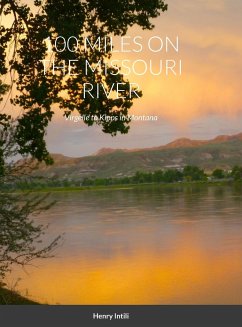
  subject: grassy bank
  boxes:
[17,179,242,193]
[0,287,39,305]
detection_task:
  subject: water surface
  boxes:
[11,185,242,304]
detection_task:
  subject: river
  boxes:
[11,185,242,304]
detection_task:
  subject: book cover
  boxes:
[0,0,242,325]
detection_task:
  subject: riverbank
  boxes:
[14,179,242,193]
[0,287,39,305]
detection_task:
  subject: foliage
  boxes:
[0,286,39,304]
[183,165,207,182]
[4,164,242,191]
[162,169,182,183]
[0,191,60,281]
[0,119,60,283]
[0,0,168,163]
[82,166,206,185]
[231,166,242,181]
[212,168,225,179]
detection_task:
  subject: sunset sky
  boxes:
[3,0,242,156]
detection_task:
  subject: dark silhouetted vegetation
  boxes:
[1,0,168,163]
[0,287,39,305]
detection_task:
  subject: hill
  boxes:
[34,133,242,179]
[0,287,38,305]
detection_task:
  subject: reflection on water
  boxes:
[11,185,242,304]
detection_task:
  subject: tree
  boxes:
[212,168,225,179]
[183,165,207,181]
[133,171,146,184]
[0,191,61,282]
[231,166,242,181]
[163,169,182,183]
[0,88,60,284]
[0,0,168,284]
[0,0,168,163]
[152,170,163,183]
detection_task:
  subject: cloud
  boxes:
[170,0,227,13]
[120,0,242,124]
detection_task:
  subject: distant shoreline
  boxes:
[10,180,242,193]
